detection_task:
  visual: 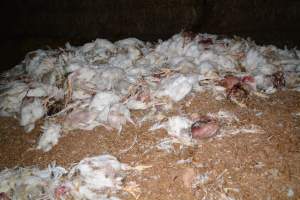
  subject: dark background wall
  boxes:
[1,0,300,71]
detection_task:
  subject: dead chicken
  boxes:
[191,115,220,139]
[219,75,256,106]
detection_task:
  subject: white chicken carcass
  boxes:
[37,122,62,152]
[20,98,45,132]
[65,154,129,200]
[107,103,135,133]
[0,81,28,117]
[150,116,193,144]
[63,109,100,131]
[155,74,194,102]
[89,91,120,122]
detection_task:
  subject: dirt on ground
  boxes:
[0,91,299,200]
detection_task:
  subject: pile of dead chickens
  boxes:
[0,32,300,151]
[0,154,136,200]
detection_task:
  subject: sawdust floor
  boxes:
[0,91,300,200]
